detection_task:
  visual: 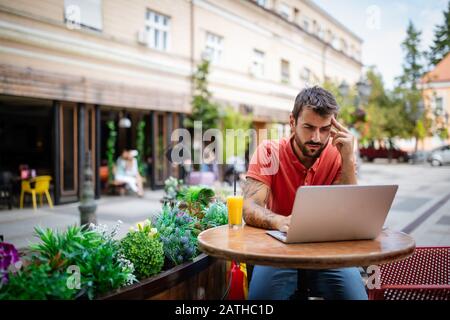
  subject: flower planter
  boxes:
[97,254,228,300]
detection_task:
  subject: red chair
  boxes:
[368,246,450,300]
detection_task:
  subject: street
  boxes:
[358,161,450,246]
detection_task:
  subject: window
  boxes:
[300,67,311,82]
[256,0,267,7]
[281,59,290,83]
[251,49,265,77]
[317,25,325,40]
[331,36,340,50]
[145,10,170,51]
[204,32,223,63]
[303,17,310,32]
[293,7,300,22]
[64,0,102,31]
[312,20,318,34]
[326,30,333,43]
[350,45,356,58]
[340,38,348,54]
[279,3,291,20]
[435,97,444,116]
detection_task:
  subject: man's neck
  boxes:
[290,138,316,169]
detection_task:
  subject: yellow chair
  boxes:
[20,175,54,210]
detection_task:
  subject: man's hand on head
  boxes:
[330,116,355,164]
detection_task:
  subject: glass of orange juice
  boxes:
[226,195,243,229]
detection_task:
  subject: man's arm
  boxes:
[332,158,357,185]
[242,177,290,232]
[331,117,357,185]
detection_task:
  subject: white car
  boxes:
[428,145,450,166]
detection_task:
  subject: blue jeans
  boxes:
[248,265,368,300]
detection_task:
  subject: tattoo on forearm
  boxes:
[242,178,279,230]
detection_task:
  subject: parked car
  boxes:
[409,151,430,164]
[427,145,450,166]
[359,146,410,163]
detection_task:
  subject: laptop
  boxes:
[266,185,398,243]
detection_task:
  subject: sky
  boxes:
[312,0,448,89]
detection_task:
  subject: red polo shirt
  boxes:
[246,135,342,216]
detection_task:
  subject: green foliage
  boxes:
[428,1,450,66]
[322,80,358,127]
[202,201,228,229]
[397,20,425,90]
[136,120,146,176]
[106,120,117,182]
[29,224,135,300]
[120,221,164,279]
[184,59,220,131]
[177,186,215,219]
[437,127,449,140]
[163,176,186,203]
[154,205,200,267]
[184,59,221,170]
[0,262,74,300]
[178,186,215,207]
[222,106,253,162]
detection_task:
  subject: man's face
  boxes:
[290,107,333,159]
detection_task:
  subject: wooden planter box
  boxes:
[98,254,228,300]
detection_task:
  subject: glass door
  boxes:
[59,101,78,200]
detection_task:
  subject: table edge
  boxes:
[198,227,416,269]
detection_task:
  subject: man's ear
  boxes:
[289,113,296,131]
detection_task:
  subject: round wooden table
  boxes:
[198,225,416,270]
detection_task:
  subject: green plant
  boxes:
[221,106,253,163]
[184,59,220,131]
[106,120,117,182]
[0,261,74,300]
[154,205,200,267]
[184,59,221,171]
[136,119,146,176]
[163,176,186,203]
[120,220,164,279]
[202,201,228,229]
[177,186,215,219]
[30,224,136,300]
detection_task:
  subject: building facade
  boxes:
[0,0,363,204]
[421,52,450,150]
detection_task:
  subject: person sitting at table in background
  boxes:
[114,149,144,197]
[243,86,367,300]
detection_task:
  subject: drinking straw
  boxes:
[233,167,237,196]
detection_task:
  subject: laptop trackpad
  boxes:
[266,230,287,242]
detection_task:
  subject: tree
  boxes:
[396,21,432,152]
[184,59,220,131]
[428,1,450,66]
[322,80,358,127]
[183,59,220,171]
[397,21,425,90]
[221,106,252,163]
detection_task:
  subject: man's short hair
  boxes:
[292,86,339,121]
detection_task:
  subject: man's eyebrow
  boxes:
[303,123,332,129]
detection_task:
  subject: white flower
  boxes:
[149,228,158,237]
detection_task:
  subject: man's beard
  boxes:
[294,135,328,159]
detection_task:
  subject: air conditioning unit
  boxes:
[137,29,147,45]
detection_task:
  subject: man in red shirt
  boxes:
[244,86,367,300]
